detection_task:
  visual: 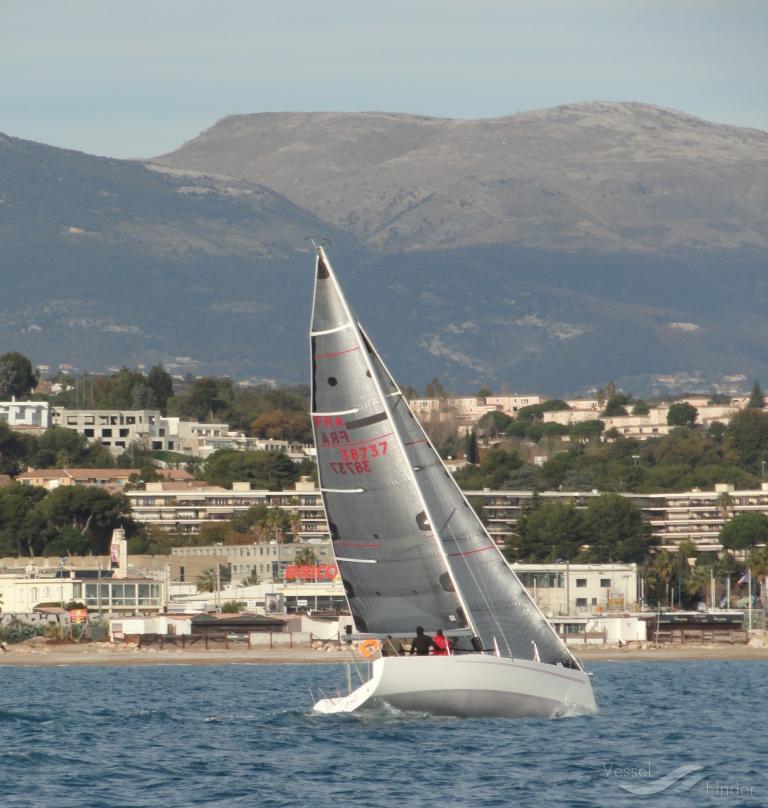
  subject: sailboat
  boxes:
[309,246,596,718]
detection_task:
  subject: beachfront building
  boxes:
[170,538,335,585]
[471,482,768,552]
[127,477,329,540]
[510,562,639,617]
[0,568,165,615]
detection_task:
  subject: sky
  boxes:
[2,0,767,158]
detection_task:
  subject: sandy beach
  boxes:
[1,641,767,667]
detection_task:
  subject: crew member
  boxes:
[432,629,451,656]
[410,626,435,656]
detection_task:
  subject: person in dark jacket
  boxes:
[410,626,435,656]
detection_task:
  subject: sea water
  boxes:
[0,660,765,808]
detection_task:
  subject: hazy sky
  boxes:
[3,0,767,158]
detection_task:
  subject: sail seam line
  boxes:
[311,408,359,416]
[447,545,495,557]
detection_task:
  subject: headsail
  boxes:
[310,248,466,635]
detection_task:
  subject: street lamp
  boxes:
[632,455,640,467]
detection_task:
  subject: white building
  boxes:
[127,477,329,540]
[0,400,51,433]
[51,407,171,454]
[511,562,639,617]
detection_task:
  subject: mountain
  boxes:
[1,103,767,396]
[154,102,768,254]
[0,133,355,382]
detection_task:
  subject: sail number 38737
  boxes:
[329,441,388,474]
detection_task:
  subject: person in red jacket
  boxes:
[432,629,451,656]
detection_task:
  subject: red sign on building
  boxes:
[284,564,338,581]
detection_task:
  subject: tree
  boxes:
[749,545,768,608]
[240,571,260,587]
[718,512,768,551]
[602,394,631,417]
[251,410,312,442]
[515,502,586,562]
[477,411,513,438]
[476,387,493,397]
[147,365,174,411]
[581,494,654,563]
[748,381,765,409]
[201,450,299,490]
[0,421,34,475]
[516,400,570,423]
[30,426,113,469]
[632,401,650,416]
[423,378,446,399]
[667,402,698,427]
[0,483,48,556]
[652,550,676,607]
[196,567,217,593]
[36,486,133,554]
[294,547,317,566]
[465,430,479,464]
[726,409,768,470]
[0,352,38,399]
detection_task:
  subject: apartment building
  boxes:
[51,407,171,453]
[127,477,329,541]
[0,400,51,434]
[471,482,768,552]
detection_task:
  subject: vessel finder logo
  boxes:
[602,761,706,795]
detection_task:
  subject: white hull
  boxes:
[313,655,597,719]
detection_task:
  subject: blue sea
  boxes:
[0,660,765,808]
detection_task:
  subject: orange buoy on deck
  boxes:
[358,638,380,658]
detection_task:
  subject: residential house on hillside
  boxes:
[16,467,139,492]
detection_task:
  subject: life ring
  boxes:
[358,639,380,658]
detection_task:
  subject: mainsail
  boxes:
[310,247,577,667]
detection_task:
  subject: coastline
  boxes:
[1,642,767,667]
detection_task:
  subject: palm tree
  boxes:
[196,567,217,593]
[240,571,260,587]
[717,492,734,523]
[654,550,676,607]
[294,547,317,566]
[749,546,768,609]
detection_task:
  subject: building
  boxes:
[171,538,335,584]
[51,407,170,454]
[16,467,139,492]
[0,568,164,614]
[127,477,329,540]
[0,400,51,434]
[471,482,768,552]
[511,563,638,616]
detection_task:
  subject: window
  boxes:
[576,578,587,588]
[102,428,112,437]
[600,578,612,588]
[119,428,129,437]
[575,598,587,607]
[84,429,94,437]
